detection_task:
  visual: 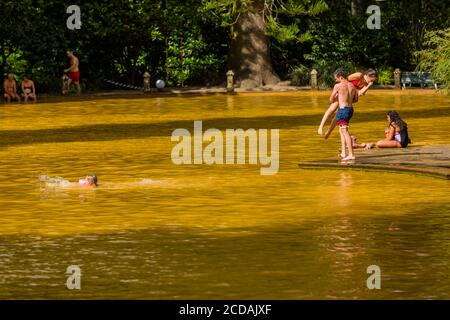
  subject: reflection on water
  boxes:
[335,173,353,208]
[0,92,449,299]
[0,205,449,299]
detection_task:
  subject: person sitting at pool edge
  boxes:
[3,73,21,103]
[366,110,411,149]
[21,74,37,103]
[78,174,98,187]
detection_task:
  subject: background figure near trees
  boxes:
[64,50,81,96]
[21,74,37,103]
[3,73,21,103]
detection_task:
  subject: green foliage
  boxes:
[1,0,448,92]
[1,0,228,92]
[165,36,225,86]
[266,18,301,44]
[288,64,310,86]
[415,28,450,88]
[306,0,450,72]
[377,67,394,86]
[31,66,62,94]
[203,0,328,44]
[265,0,328,43]
[313,60,360,88]
[1,51,28,76]
[275,0,328,17]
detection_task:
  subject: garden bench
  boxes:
[401,71,437,89]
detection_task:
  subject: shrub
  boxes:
[288,64,310,86]
[312,60,360,88]
[377,67,394,85]
[415,28,450,89]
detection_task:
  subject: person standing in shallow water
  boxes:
[330,68,359,161]
[64,50,81,96]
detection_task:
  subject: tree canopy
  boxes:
[0,0,448,92]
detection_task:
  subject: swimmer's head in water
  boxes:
[86,174,98,186]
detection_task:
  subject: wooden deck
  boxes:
[299,145,450,179]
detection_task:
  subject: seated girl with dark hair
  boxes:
[366,110,411,149]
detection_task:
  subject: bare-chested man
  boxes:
[3,73,21,103]
[64,50,81,96]
[329,69,358,161]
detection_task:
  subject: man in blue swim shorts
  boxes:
[329,69,359,161]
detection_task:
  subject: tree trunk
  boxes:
[228,0,280,88]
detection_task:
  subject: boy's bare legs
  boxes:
[339,127,347,158]
[341,126,355,160]
[318,101,339,135]
[324,117,338,139]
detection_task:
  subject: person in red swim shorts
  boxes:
[64,50,81,96]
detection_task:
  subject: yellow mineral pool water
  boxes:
[0,91,449,299]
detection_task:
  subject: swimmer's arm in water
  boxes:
[78,179,97,187]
